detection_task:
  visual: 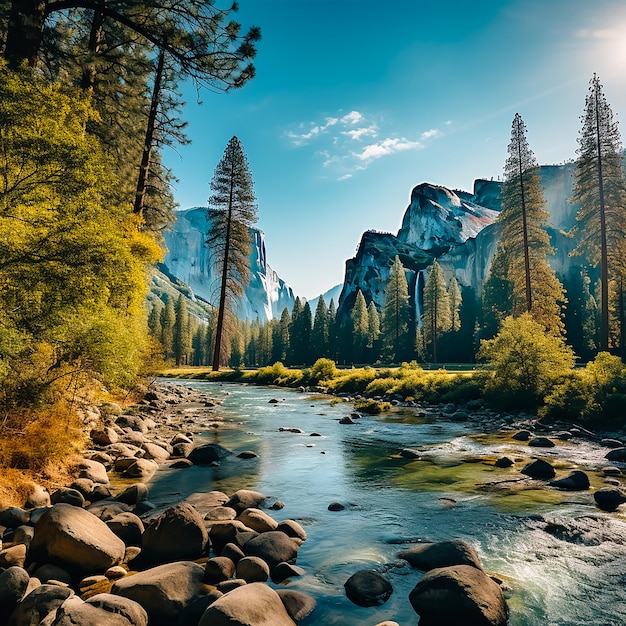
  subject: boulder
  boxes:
[30,504,126,573]
[77,459,110,485]
[494,457,514,468]
[243,532,300,570]
[107,512,145,546]
[221,543,245,564]
[13,524,35,546]
[204,507,237,522]
[86,594,148,626]
[25,484,51,509]
[276,519,307,541]
[512,430,532,441]
[605,447,626,462]
[208,521,256,555]
[225,490,267,514]
[409,564,508,626]
[549,470,590,491]
[594,487,626,512]
[237,451,259,459]
[50,488,85,508]
[198,582,296,626]
[276,589,316,622]
[528,437,556,448]
[216,579,247,594]
[327,501,345,511]
[0,544,27,568]
[270,562,305,583]
[141,443,170,463]
[600,438,623,448]
[521,459,556,479]
[398,539,483,571]
[344,569,393,607]
[399,448,420,459]
[236,556,270,583]
[141,503,208,565]
[0,566,30,619]
[188,443,232,465]
[33,564,72,585]
[0,506,30,528]
[122,459,158,481]
[86,500,132,521]
[111,561,208,626]
[48,596,137,626]
[115,484,149,506]
[237,509,278,533]
[204,557,236,584]
[7,584,73,626]
[91,427,120,446]
[69,478,95,499]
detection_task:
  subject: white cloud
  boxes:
[576,28,617,40]
[287,111,365,145]
[340,111,364,125]
[338,173,353,181]
[421,128,442,140]
[355,137,423,161]
[341,125,378,141]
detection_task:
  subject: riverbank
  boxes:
[1,380,626,625]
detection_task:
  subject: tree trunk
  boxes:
[133,49,165,215]
[4,0,47,68]
[81,8,105,91]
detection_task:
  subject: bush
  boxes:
[243,362,303,386]
[477,313,575,409]
[309,358,337,384]
[354,398,390,414]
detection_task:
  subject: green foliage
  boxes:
[477,313,575,408]
[422,260,451,362]
[381,256,412,362]
[309,358,337,383]
[354,398,390,414]
[242,362,303,386]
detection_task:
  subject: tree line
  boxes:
[149,74,626,370]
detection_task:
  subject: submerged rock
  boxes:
[344,569,393,607]
[521,459,556,479]
[549,470,590,491]
[594,488,626,512]
[398,539,483,571]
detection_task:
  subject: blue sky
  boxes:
[162,0,626,300]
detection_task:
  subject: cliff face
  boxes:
[161,208,295,321]
[338,163,580,319]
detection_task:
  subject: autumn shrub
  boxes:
[354,398,390,414]
[325,367,378,394]
[243,362,303,386]
[308,358,338,384]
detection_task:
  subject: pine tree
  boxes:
[366,300,381,358]
[326,299,337,360]
[160,296,176,359]
[381,256,411,362]
[287,297,303,365]
[352,290,369,363]
[448,277,462,332]
[272,307,290,363]
[572,74,626,351]
[481,245,513,339]
[311,296,329,360]
[207,136,257,370]
[499,113,565,334]
[422,260,451,363]
[173,294,191,365]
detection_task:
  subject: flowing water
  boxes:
[148,381,626,626]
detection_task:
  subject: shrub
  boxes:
[477,313,575,408]
[354,398,390,414]
[309,358,337,383]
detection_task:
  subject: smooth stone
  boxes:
[86,593,148,626]
[198,582,296,626]
[235,556,270,583]
[225,490,267,514]
[7,584,73,626]
[409,564,508,626]
[271,562,306,583]
[243,531,300,570]
[328,501,345,511]
[528,437,556,448]
[237,508,278,533]
[204,557,236,584]
[606,447,626,462]
[398,539,483,571]
[77,458,110,485]
[276,519,307,541]
[594,487,626,512]
[512,430,532,441]
[495,457,514,468]
[549,470,590,491]
[521,459,556,479]
[344,569,393,607]
[276,589,316,622]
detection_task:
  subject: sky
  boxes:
[162,0,626,300]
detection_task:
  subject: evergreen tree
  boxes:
[311,296,329,360]
[148,302,162,338]
[326,299,337,360]
[381,256,411,362]
[160,296,176,359]
[287,297,303,365]
[352,290,369,363]
[192,325,205,366]
[572,74,626,351]
[366,300,381,360]
[173,294,191,365]
[298,302,313,364]
[499,113,565,334]
[448,277,462,332]
[272,307,290,363]
[207,136,257,370]
[422,260,450,363]
[481,245,513,339]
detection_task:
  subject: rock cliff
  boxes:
[160,208,295,321]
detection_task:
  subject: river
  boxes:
[147,381,626,626]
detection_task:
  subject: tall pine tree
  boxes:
[422,260,450,363]
[572,74,626,351]
[207,136,257,370]
[498,113,565,334]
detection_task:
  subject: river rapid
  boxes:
[147,381,626,626]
